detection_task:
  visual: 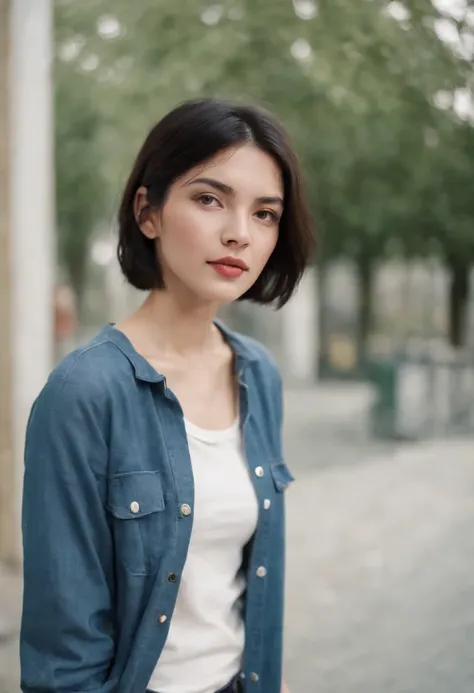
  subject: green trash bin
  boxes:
[367,359,399,440]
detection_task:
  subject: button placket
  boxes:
[244,469,272,690]
[252,464,271,585]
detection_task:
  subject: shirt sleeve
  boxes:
[20,366,116,693]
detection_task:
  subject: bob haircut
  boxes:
[117,98,314,308]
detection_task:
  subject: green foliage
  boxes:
[55,46,104,302]
[54,0,474,304]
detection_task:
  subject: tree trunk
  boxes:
[447,257,470,349]
[317,260,329,376]
[356,254,374,365]
[69,256,87,316]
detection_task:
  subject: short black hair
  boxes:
[117,98,315,308]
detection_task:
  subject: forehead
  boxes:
[181,144,283,195]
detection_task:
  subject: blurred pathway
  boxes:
[284,438,474,693]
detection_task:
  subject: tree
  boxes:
[55,48,105,308]
[53,0,474,350]
[294,0,474,352]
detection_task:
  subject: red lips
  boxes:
[207,256,249,279]
[208,256,249,270]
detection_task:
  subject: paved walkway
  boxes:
[284,438,474,693]
[0,565,21,692]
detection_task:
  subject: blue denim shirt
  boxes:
[20,322,294,693]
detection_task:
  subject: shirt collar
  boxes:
[99,319,258,384]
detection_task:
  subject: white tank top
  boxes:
[147,417,259,693]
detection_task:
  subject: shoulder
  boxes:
[225,326,280,371]
[223,326,282,392]
[30,329,137,424]
[241,334,280,376]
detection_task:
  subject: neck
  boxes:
[128,289,221,358]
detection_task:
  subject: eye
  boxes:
[196,193,220,207]
[255,209,279,223]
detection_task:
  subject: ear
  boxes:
[133,186,161,239]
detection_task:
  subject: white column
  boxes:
[10,0,54,557]
[282,267,319,384]
[0,0,15,564]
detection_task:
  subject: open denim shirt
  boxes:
[20,322,294,693]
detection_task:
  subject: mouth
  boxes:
[207,257,249,271]
[207,257,249,279]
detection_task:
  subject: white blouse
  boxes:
[148,417,259,693]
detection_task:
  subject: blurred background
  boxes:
[1,0,474,691]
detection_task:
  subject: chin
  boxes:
[191,280,248,305]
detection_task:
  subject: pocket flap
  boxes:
[270,461,295,492]
[107,471,165,519]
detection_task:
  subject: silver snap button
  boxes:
[180,503,192,517]
[158,614,167,624]
[263,498,271,510]
[255,466,264,477]
[250,672,259,682]
[256,566,267,578]
[130,501,140,514]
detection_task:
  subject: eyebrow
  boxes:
[184,176,284,208]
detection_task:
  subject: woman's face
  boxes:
[139,143,283,306]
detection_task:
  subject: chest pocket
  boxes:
[106,471,166,576]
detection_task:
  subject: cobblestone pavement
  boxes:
[1,385,473,692]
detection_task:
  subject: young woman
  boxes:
[20,98,314,693]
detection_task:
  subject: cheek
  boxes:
[161,205,211,254]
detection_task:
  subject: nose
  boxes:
[221,212,250,248]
